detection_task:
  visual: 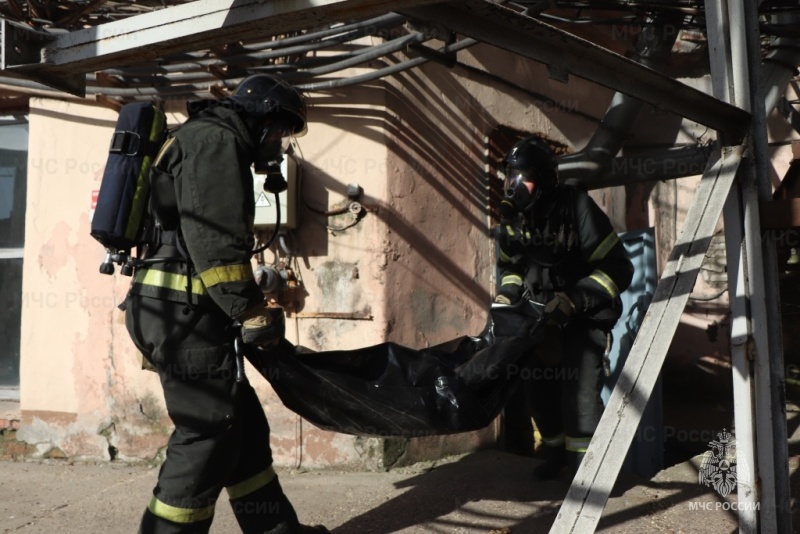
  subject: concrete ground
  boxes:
[3,400,800,533]
[2,446,792,534]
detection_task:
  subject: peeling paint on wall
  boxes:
[314,260,363,313]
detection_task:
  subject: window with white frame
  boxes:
[0,114,28,398]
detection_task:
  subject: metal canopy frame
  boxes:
[1,0,446,96]
[402,1,750,140]
[0,1,791,532]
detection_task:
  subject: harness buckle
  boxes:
[109,130,141,156]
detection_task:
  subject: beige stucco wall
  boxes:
[19,98,166,461]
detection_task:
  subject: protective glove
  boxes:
[494,294,512,305]
[544,292,577,326]
[238,304,286,348]
[494,284,523,305]
[567,280,624,331]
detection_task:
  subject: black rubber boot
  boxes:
[262,523,330,534]
[138,507,214,534]
[231,476,330,534]
[531,445,567,481]
[230,476,298,533]
[567,450,586,478]
[500,386,536,457]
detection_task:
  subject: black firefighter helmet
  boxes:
[229,74,308,138]
[502,136,559,213]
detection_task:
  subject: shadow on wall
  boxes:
[292,57,700,342]
[383,67,492,220]
[296,73,496,305]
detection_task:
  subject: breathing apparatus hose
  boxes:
[253,192,281,254]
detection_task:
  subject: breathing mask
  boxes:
[253,120,294,193]
[503,167,537,213]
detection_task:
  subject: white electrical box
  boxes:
[253,155,297,228]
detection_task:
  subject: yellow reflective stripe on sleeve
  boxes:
[148,496,215,524]
[501,274,524,286]
[499,249,512,262]
[589,270,620,298]
[134,268,206,295]
[226,466,277,500]
[198,263,254,288]
[588,231,620,263]
[566,435,592,453]
[505,225,515,237]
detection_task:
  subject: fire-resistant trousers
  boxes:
[504,318,607,463]
[124,294,299,534]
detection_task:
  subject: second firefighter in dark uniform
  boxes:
[494,136,634,480]
[123,75,328,534]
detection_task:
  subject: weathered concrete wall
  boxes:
[20,99,168,461]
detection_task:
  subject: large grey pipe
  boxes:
[557,16,679,182]
[763,14,800,113]
[586,14,800,190]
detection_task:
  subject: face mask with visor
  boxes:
[253,119,295,193]
[503,167,538,212]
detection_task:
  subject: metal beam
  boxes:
[1,0,444,96]
[402,0,751,140]
[706,2,760,532]
[549,144,744,534]
[740,0,792,529]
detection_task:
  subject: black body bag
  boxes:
[245,299,546,437]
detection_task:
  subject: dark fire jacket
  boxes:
[496,184,634,322]
[128,104,264,320]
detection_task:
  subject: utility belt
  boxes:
[141,226,180,254]
[129,227,212,306]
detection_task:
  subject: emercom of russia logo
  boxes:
[691,429,759,512]
[699,429,737,496]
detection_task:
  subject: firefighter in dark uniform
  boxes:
[494,136,634,480]
[123,75,329,534]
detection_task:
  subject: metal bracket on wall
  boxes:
[0,20,84,96]
[0,20,52,69]
[290,311,373,320]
